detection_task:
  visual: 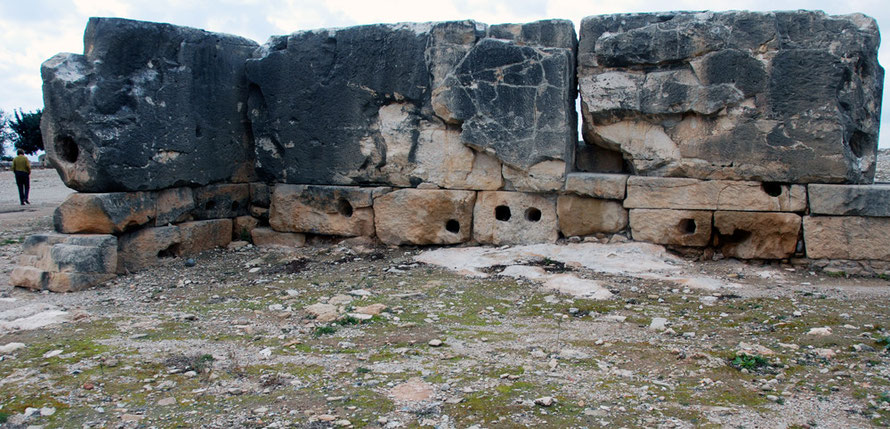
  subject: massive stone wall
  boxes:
[13,11,887,291]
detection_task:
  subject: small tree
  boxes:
[9,109,43,155]
[0,109,13,159]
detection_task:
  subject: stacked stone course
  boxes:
[12,11,887,291]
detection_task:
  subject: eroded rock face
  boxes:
[246,20,577,189]
[714,212,801,259]
[40,18,258,192]
[578,11,883,183]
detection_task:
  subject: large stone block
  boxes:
[40,18,258,192]
[117,226,182,273]
[557,195,627,236]
[474,192,558,245]
[193,184,250,220]
[269,185,387,237]
[178,219,233,255]
[578,11,882,183]
[625,177,806,212]
[564,173,628,200]
[11,233,118,291]
[808,184,890,217]
[714,211,801,259]
[804,216,890,261]
[247,20,576,188]
[629,209,712,247]
[54,192,156,234]
[374,189,475,245]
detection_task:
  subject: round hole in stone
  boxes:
[204,200,217,211]
[195,124,203,138]
[525,207,542,222]
[678,218,697,235]
[157,243,181,258]
[231,201,240,211]
[55,135,79,163]
[494,205,511,221]
[761,182,782,197]
[337,198,354,218]
[445,219,460,234]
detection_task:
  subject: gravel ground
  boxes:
[0,165,889,428]
[876,149,890,182]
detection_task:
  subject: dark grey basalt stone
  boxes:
[40,17,258,192]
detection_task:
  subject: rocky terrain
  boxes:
[1,165,890,428]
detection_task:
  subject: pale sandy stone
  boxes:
[564,173,628,200]
[625,177,806,212]
[251,227,306,248]
[804,216,890,261]
[714,211,801,259]
[54,192,156,234]
[374,189,475,245]
[557,195,627,236]
[270,184,386,237]
[178,219,233,256]
[629,209,712,247]
[474,191,558,245]
[502,160,566,192]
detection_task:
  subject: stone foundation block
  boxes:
[374,189,475,245]
[564,173,628,200]
[178,219,233,255]
[557,195,627,236]
[474,191,558,245]
[251,227,306,248]
[193,183,250,219]
[629,209,712,247]
[714,211,801,259]
[503,161,566,192]
[155,187,195,225]
[804,216,890,261]
[250,183,271,208]
[117,226,182,273]
[54,192,157,234]
[270,185,388,237]
[11,233,118,291]
[625,177,806,212]
[808,184,890,217]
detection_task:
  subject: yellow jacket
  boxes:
[12,155,30,174]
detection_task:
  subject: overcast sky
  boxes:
[0,0,886,148]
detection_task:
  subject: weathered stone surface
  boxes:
[155,187,194,226]
[714,212,801,259]
[474,192,558,245]
[193,184,250,220]
[11,233,118,291]
[804,216,890,261]
[54,192,156,234]
[808,184,890,217]
[557,195,627,236]
[247,20,576,187]
[374,190,475,245]
[434,35,577,172]
[502,161,565,192]
[578,11,883,183]
[232,216,260,241]
[269,185,387,237]
[117,226,181,273]
[251,227,306,248]
[40,18,258,192]
[249,183,271,208]
[564,173,628,200]
[625,177,807,212]
[629,209,712,247]
[177,220,233,255]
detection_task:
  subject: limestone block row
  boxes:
[629,209,801,259]
[270,185,389,237]
[10,234,118,292]
[802,184,890,261]
[808,184,890,217]
[54,183,256,234]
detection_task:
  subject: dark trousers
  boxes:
[14,171,29,204]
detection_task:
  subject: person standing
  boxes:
[12,149,30,205]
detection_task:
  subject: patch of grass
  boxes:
[825,271,846,278]
[313,325,337,337]
[337,315,361,326]
[0,411,8,423]
[164,353,215,372]
[880,392,890,403]
[875,336,890,351]
[730,354,770,371]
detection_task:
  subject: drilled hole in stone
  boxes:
[525,207,542,222]
[55,135,79,163]
[678,218,697,235]
[195,124,202,138]
[719,229,752,245]
[157,243,181,258]
[495,205,511,222]
[445,219,460,234]
[231,201,240,211]
[337,199,354,218]
[761,182,782,197]
[204,201,217,211]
